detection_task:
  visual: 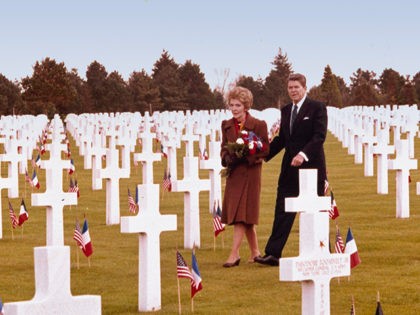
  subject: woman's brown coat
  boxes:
[220,114,269,225]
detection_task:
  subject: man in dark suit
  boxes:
[255,73,328,266]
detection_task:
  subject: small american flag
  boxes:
[162,169,172,192]
[176,251,194,281]
[8,201,18,229]
[74,179,80,198]
[73,219,84,249]
[335,226,345,253]
[68,178,77,193]
[212,201,225,237]
[25,168,33,185]
[128,188,137,214]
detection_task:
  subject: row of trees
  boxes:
[1,48,419,117]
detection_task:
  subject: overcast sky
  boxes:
[1,0,419,90]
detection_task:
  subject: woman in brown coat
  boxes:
[221,86,269,267]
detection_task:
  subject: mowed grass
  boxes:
[1,129,420,314]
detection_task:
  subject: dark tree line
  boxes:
[1,48,419,117]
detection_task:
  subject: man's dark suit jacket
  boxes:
[266,97,328,196]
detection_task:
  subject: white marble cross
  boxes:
[199,139,222,213]
[0,157,13,239]
[82,130,94,169]
[372,129,394,194]
[90,128,106,190]
[361,117,377,177]
[388,139,417,218]
[116,124,133,171]
[120,183,177,312]
[1,138,20,199]
[31,127,78,246]
[133,119,161,184]
[172,122,210,248]
[162,133,181,182]
[280,169,351,315]
[95,135,129,225]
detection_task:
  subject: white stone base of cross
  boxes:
[280,169,351,315]
[4,246,101,315]
[120,184,177,312]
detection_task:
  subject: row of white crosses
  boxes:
[4,114,101,314]
[0,114,49,239]
[328,105,419,218]
[3,109,331,314]
[122,111,176,311]
[64,109,225,311]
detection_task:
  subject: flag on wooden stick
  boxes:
[81,219,93,257]
[18,199,29,226]
[163,169,172,192]
[334,225,345,254]
[8,201,18,229]
[191,250,203,298]
[176,251,193,281]
[345,227,361,268]
[212,201,225,237]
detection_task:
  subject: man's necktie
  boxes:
[290,105,298,130]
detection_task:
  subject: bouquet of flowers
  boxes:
[220,130,266,177]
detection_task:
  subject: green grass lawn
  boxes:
[1,129,420,314]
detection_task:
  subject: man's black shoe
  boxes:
[254,254,279,266]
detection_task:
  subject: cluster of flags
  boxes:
[334,225,361,269]
[73,218,93,257]
[176,250,202,298]
[8,199,29,229]
[325,181,361,269]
